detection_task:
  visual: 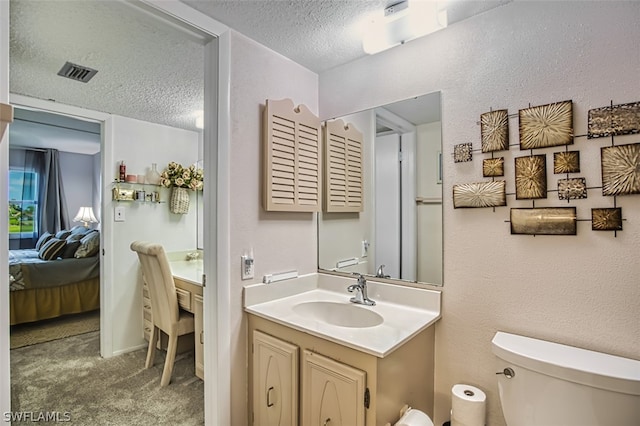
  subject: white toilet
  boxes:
[393,405,434,426]
[492,331,640,426]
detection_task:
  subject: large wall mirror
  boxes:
[318,92,443,286]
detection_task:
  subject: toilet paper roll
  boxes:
[451,384,486,426]
[394,408,433,426]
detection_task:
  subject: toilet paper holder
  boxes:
[496,367,515,379]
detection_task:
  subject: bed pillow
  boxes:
[74,231,100,258]
[35,232,54,250]
[61,240,82,259]
[66,232,86,242]
[69,225,91,236]
[38,238,67,260]
[55,229,72,240]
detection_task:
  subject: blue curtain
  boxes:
[15,148,69,248]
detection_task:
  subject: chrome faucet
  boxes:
[375,264,390,279]
[347,273,376,306]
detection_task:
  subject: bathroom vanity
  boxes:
[244,273,441,426]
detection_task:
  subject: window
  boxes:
[9,170,38,238]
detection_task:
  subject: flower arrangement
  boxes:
[160,162,204,190]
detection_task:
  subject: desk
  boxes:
[142,260,203,380]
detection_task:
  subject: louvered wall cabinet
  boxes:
[324,119,364,213]
[263,98,321,212]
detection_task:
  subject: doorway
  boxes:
[2,1,231,424]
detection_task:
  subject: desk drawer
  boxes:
[176,288,191,310]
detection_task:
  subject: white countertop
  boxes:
[244,273,441,358]
[170,259,203,285]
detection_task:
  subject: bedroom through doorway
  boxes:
[8,106,102,348]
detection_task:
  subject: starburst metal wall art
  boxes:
[519,100,573,150]
[515,155,547,199]
[481,109,509,152]
[510,207,577,235]
[558,177,587,200]
[601,142,640,196]
[483,157,504,177]
[592,208,623,231]
[453,180,506,208]
[588,101,640,139]
[454,143,473,163]
[553,151,580,174]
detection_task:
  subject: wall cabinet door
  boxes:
[302,350,366,426]
[253,330,299,426]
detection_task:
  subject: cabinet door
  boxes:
[194,294,204,380]
[253,331,299,426]
[302,350,366,426]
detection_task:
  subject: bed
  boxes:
[9,227,100,326]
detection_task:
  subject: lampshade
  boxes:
[73,206,99,227]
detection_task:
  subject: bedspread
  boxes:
[9,249,100,291]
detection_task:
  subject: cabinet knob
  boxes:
[323,418,331,426]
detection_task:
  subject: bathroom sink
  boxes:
[292,301,383,328]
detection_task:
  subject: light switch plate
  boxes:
[115,206,125,222]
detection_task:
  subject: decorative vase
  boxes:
[170,187,190,214]
[146,163,162,186]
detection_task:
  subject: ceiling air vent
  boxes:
[57,61,98,83]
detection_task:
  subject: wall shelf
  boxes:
[112,181,164,203]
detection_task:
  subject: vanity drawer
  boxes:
[176,288,192,310]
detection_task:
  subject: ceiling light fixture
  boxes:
[362,0,448,55]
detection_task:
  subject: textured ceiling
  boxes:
[183,0,512,73]
[10,0,207,131]
[9,0,510,133]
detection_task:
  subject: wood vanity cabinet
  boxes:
[302,349,366,426]
[248,314,435,426]
[142,276,204,380]
[253,330,299,426]
[193,293,204,379]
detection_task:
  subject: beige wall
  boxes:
[319,2,640,425]
[228,31,319,426]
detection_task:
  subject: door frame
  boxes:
[0,2,232,424]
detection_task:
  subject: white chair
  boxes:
[130,241,194,386]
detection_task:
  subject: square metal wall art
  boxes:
[601,142,640,196]
[481,109,509,152]
[510,207,577,235]
[454,143,473,163]
[519,100,573,150]
[591,208,623,231]
[515,155,547,199]
[483,157,504,177]
[553,151,580,174]
[558,177,587,200]
[453,180,506,208]
[588,101,640,139]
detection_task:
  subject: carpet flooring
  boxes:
[10,311,100,349]
[10,331,204,425]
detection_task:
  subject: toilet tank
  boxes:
[491,331,640,426]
